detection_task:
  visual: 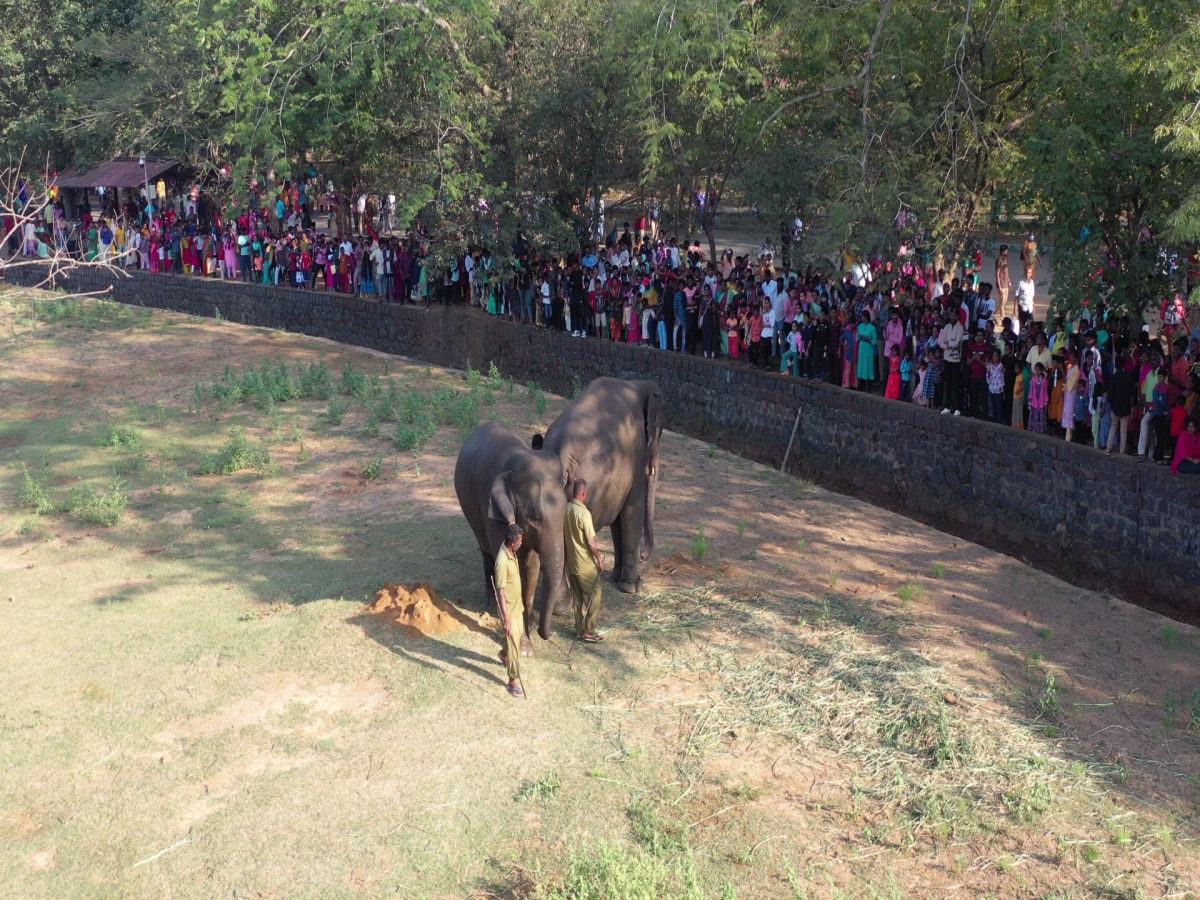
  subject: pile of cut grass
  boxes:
[631,583,1103,844]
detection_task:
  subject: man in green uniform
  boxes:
[494,523,525,697]
[564,480,605,643]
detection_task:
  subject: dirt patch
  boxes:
[153,673,390,745]
[160,509,196,527]
[365,582,476,638]
[26,847,57,871]
[0,807,44,840]
[650,551,742,581]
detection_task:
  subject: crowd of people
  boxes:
[8,181,1200,474]
[474,226,1200,475]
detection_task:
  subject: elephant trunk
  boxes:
[641,464,658,562]
[537,527,568,640]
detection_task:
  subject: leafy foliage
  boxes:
[8,0,1200,310]
[199,428,273,475]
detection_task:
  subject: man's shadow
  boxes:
[348,600,514,694]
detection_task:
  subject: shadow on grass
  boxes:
[348,611,524,701]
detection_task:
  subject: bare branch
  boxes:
[753,0,895,146]
[0,151,130,297]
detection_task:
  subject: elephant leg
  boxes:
[609,514,639,594]
[628,489,648,588]
[519,550,540,657]
[609,517,624,583]
[479,549,497,608]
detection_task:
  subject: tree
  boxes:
[1018,0,1195,319]
[59,0,496,235]
[1156,11,1200,249]
[624,0,796,261]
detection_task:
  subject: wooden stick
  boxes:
[132,838,190,868]
[781,402,803,472]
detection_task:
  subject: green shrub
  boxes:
[527,381,547,417]
[199,428,273,475]
[20,465,55,515]
[326,396,348,426]
[428,386,457,422]
[296,360,332,400]
[101,425,143,452]
[67,477,128,526]
[395,417,435,452]
[340,361,369,399]
[395,393,436,451]
[369,381,401,425]
[486,361,503,390]
[452,393,480,431]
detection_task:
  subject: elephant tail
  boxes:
[641,467,657,561]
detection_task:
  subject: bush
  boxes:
[101,425,143,452]
[486,361,503,390]
[67,477,128,526]
[369,381,401,425]
[20,465,55,515]
[395,417,435,452]
[199,428,273,475]
[396,391,437,451]
[326,396,348,426]
[340,361,369,399]
[451,393,480,431]
[296,360,332,400]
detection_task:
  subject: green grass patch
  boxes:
[101,425,143,452]
[199,428,274,476]
[541,842,705,900]
[19,464,55,515]
[65,476,128,526]
[192,359,331,413]
[897,582,924,607]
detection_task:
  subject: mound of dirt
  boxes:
[365,583,469,638]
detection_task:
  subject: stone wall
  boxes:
[9,264,1198,622]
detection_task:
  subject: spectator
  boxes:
[938,311,964,415]
[1171,418,1200,474]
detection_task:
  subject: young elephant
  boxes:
[539,377,662,638]
[454,422,568,654]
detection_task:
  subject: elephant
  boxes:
[454,422,569,654]
[539,377,662,639]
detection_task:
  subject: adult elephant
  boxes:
[539,377,662,638]
[454,422,569,654]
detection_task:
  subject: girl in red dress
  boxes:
[885,346,902,399]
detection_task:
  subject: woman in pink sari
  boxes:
[223,235,238,280]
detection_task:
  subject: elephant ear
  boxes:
[487,471,517,524]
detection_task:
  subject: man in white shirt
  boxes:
[851,260,872,291]
[938,312,965,415]
[931,269,947,301]
[1016,267,1036,332]
[761,307,775,369]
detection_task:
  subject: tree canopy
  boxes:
[5,0,1199,314]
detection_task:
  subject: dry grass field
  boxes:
[0,290,1197,899]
